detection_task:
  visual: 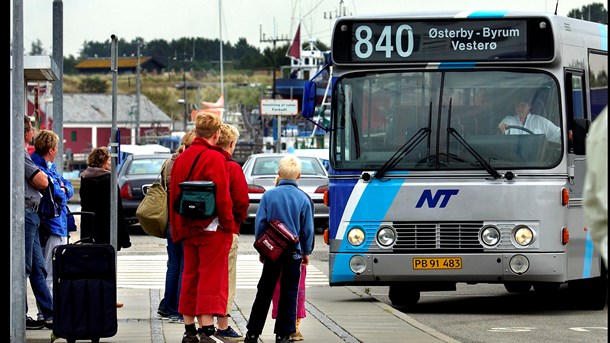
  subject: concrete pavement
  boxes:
[27,284,458,343]
[25,230,459,343]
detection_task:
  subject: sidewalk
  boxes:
[26,283,458,343]
[25,231,459,343]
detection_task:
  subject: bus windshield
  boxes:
[332,70,562,171]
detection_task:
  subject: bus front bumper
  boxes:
[328,252,567,285]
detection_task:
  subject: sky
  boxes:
[10,0,608,57]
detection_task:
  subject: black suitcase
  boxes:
[52,211,118,343]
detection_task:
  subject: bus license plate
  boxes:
[413,257,462,270]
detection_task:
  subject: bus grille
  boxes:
[392,222,484,251]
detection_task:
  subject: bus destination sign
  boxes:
[332,18,553,64]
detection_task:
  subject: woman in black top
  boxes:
[79,147,131,250]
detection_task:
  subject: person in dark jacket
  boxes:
[79,147,131,251]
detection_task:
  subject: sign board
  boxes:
[260,99,299,115]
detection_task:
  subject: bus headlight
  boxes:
[376,226,396,247]
[513,225,534,246]
[509,254,529,274]
[347,227,365,246]
[349,255,367,274]
[480,225,501,247]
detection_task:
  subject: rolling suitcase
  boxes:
[51,211,118,343]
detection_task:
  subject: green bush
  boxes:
[78,77,108,93]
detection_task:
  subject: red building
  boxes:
[27,89,172,158]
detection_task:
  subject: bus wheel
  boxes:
[568,265,607,310]
[388,284,420,310]
[504,282,531,293]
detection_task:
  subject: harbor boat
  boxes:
[275,23,331,103]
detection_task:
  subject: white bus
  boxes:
[302,10,608,310]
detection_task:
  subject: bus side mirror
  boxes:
[301,61,332,119]
[302,80,317,119]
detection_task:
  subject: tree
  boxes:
[233,38,265,69]
[29,39,45,55]
[567,2,608,24]
[63,55,78,74]
[80,40,111,59]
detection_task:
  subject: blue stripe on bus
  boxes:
[438,62,477,69]
[600,24,608,51]
[332,179,403,283]
[350,179,403,221]
[467,11,508,18]
[582,230,594,278]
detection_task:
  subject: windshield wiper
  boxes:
[351,105,361,159]
[447,127,501,179]
[374,127,430,179]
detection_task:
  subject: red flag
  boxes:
[286,23,301,59]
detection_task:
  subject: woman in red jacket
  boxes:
[169,112,235,343]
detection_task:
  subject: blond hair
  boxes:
[278,155,301,180]
[217,123,240,149]
[33,129,59,155]
[177,131,196,154]
[194,111,221,139]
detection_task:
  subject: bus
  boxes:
[301,11,608,310]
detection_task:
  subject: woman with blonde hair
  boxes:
[31,129,75,298]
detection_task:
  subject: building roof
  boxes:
[75,56,158,69]
[40,93,171,125]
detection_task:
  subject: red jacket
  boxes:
[169,138,234,242]
[221,150,250,234]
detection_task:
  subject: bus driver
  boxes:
[497,99,561,143]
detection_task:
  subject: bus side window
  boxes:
[565,71,588,155]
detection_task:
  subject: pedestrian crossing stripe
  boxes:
[116,254,329,289]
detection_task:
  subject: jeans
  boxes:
[43,234,67,294]
[163,223,183,317]
[25,208,53,320]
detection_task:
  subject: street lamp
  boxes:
[182,73,187,130]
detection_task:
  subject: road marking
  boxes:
[117,254,329,289]
[236,255,329,289]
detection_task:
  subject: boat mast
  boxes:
[218,0,225,116]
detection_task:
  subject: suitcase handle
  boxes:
[68,211,97,244]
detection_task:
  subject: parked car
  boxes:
[118,153,172,228]
[294,148,330,171]
[116,144,170,170]
[241,153,329,233]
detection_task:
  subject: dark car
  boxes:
[118,153,172,228]
[241,153,329,233]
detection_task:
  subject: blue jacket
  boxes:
[31,153,74,237]
[255,179,314,257]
